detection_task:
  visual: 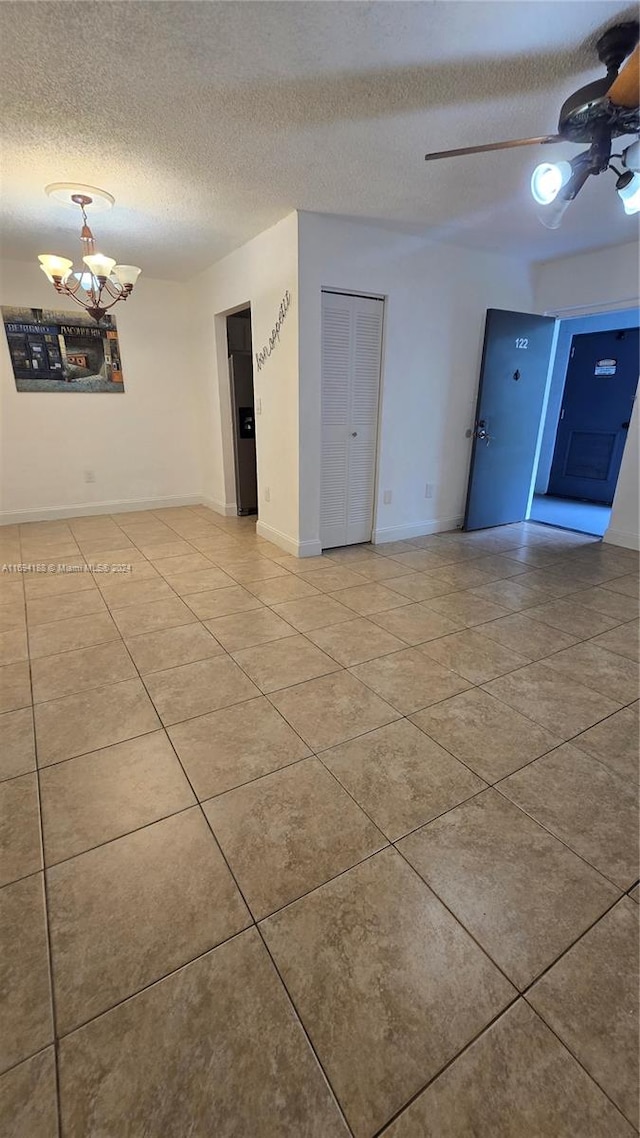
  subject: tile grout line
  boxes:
[25,511,264,1064]
[9,525,638,800]
[393,824,630,1000]
[490,779,635,894]
[8,508,637,1134]
[10,524,638,631]
[51,928,253,1041]
[17,528,64,1138]
[383,851,637,1133]
[40,801,198,874]
[369,993,524,1137]
[253,923,356,1137]
[28,673,618,895]
[520,986,640,1131]
[18,516,637,874]
[34,663,502,1135]
[18,564,638,721]
[10,650,637,776]
[118,613,358,1138]
[517,889,635,1002]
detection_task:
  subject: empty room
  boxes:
[0,2,638,1136]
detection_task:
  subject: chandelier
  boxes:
[38,183,142,323]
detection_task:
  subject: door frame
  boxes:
[213,301,256,516]
[531,305,639,505]
[320,288,387,548]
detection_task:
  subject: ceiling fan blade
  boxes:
[607,44,640,108]
[425,135,561,161]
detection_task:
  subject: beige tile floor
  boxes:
[0,505,638,1137]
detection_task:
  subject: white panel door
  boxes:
[320,291,383,548]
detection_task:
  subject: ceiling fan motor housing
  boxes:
[558,21,639,143]
[597,21,639,73]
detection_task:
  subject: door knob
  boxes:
[351,431,358,437]
[473,420,491,443]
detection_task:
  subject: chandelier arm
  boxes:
[101,279,123,301]
[60,269,99,306]
[97,290,129,314]
[58,283,99,312]
[63,274,83,296]
[53,277,127,320]
[51,286,95,318]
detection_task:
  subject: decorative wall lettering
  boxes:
[255,290,292,371]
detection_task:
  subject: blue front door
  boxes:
[464,309,556,531]
[548,326,639,505]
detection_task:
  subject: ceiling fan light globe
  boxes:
[537,197,572,230]
[622,192,640,215]
[530,161,572,205]
[616,171,640,214]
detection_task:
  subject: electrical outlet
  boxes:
[83,470,96,483]
[425,483,434,499]
[264,486,270,502]
[383,490,392,505]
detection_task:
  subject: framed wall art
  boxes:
[2,306,125,392]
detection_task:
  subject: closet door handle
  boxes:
[351,431,358,437]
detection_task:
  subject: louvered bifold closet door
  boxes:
[320,291,383,548]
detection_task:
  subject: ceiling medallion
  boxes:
[38,183,141,323]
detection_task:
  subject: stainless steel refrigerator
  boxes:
[229,352,258,515]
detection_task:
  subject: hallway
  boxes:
[529,493,612,537]
[1,506,638,1136]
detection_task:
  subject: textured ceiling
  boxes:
[0,0,637,280]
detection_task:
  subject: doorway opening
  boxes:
[529,316,639,538]
[226,308,258,517]
[464,306,638,540]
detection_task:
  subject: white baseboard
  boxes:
[200,497,238,518]
[256,520,322,558]
[0,494,202,527]
[603,527,640,552]
[372,516,464,544]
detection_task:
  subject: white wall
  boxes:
[533,243,640,550]
[186,213,300,552]
[534,242,640,317]
[609,395,640,550]
[298,213,534,546]
[0,259,202,523]
[6,220,634,555]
